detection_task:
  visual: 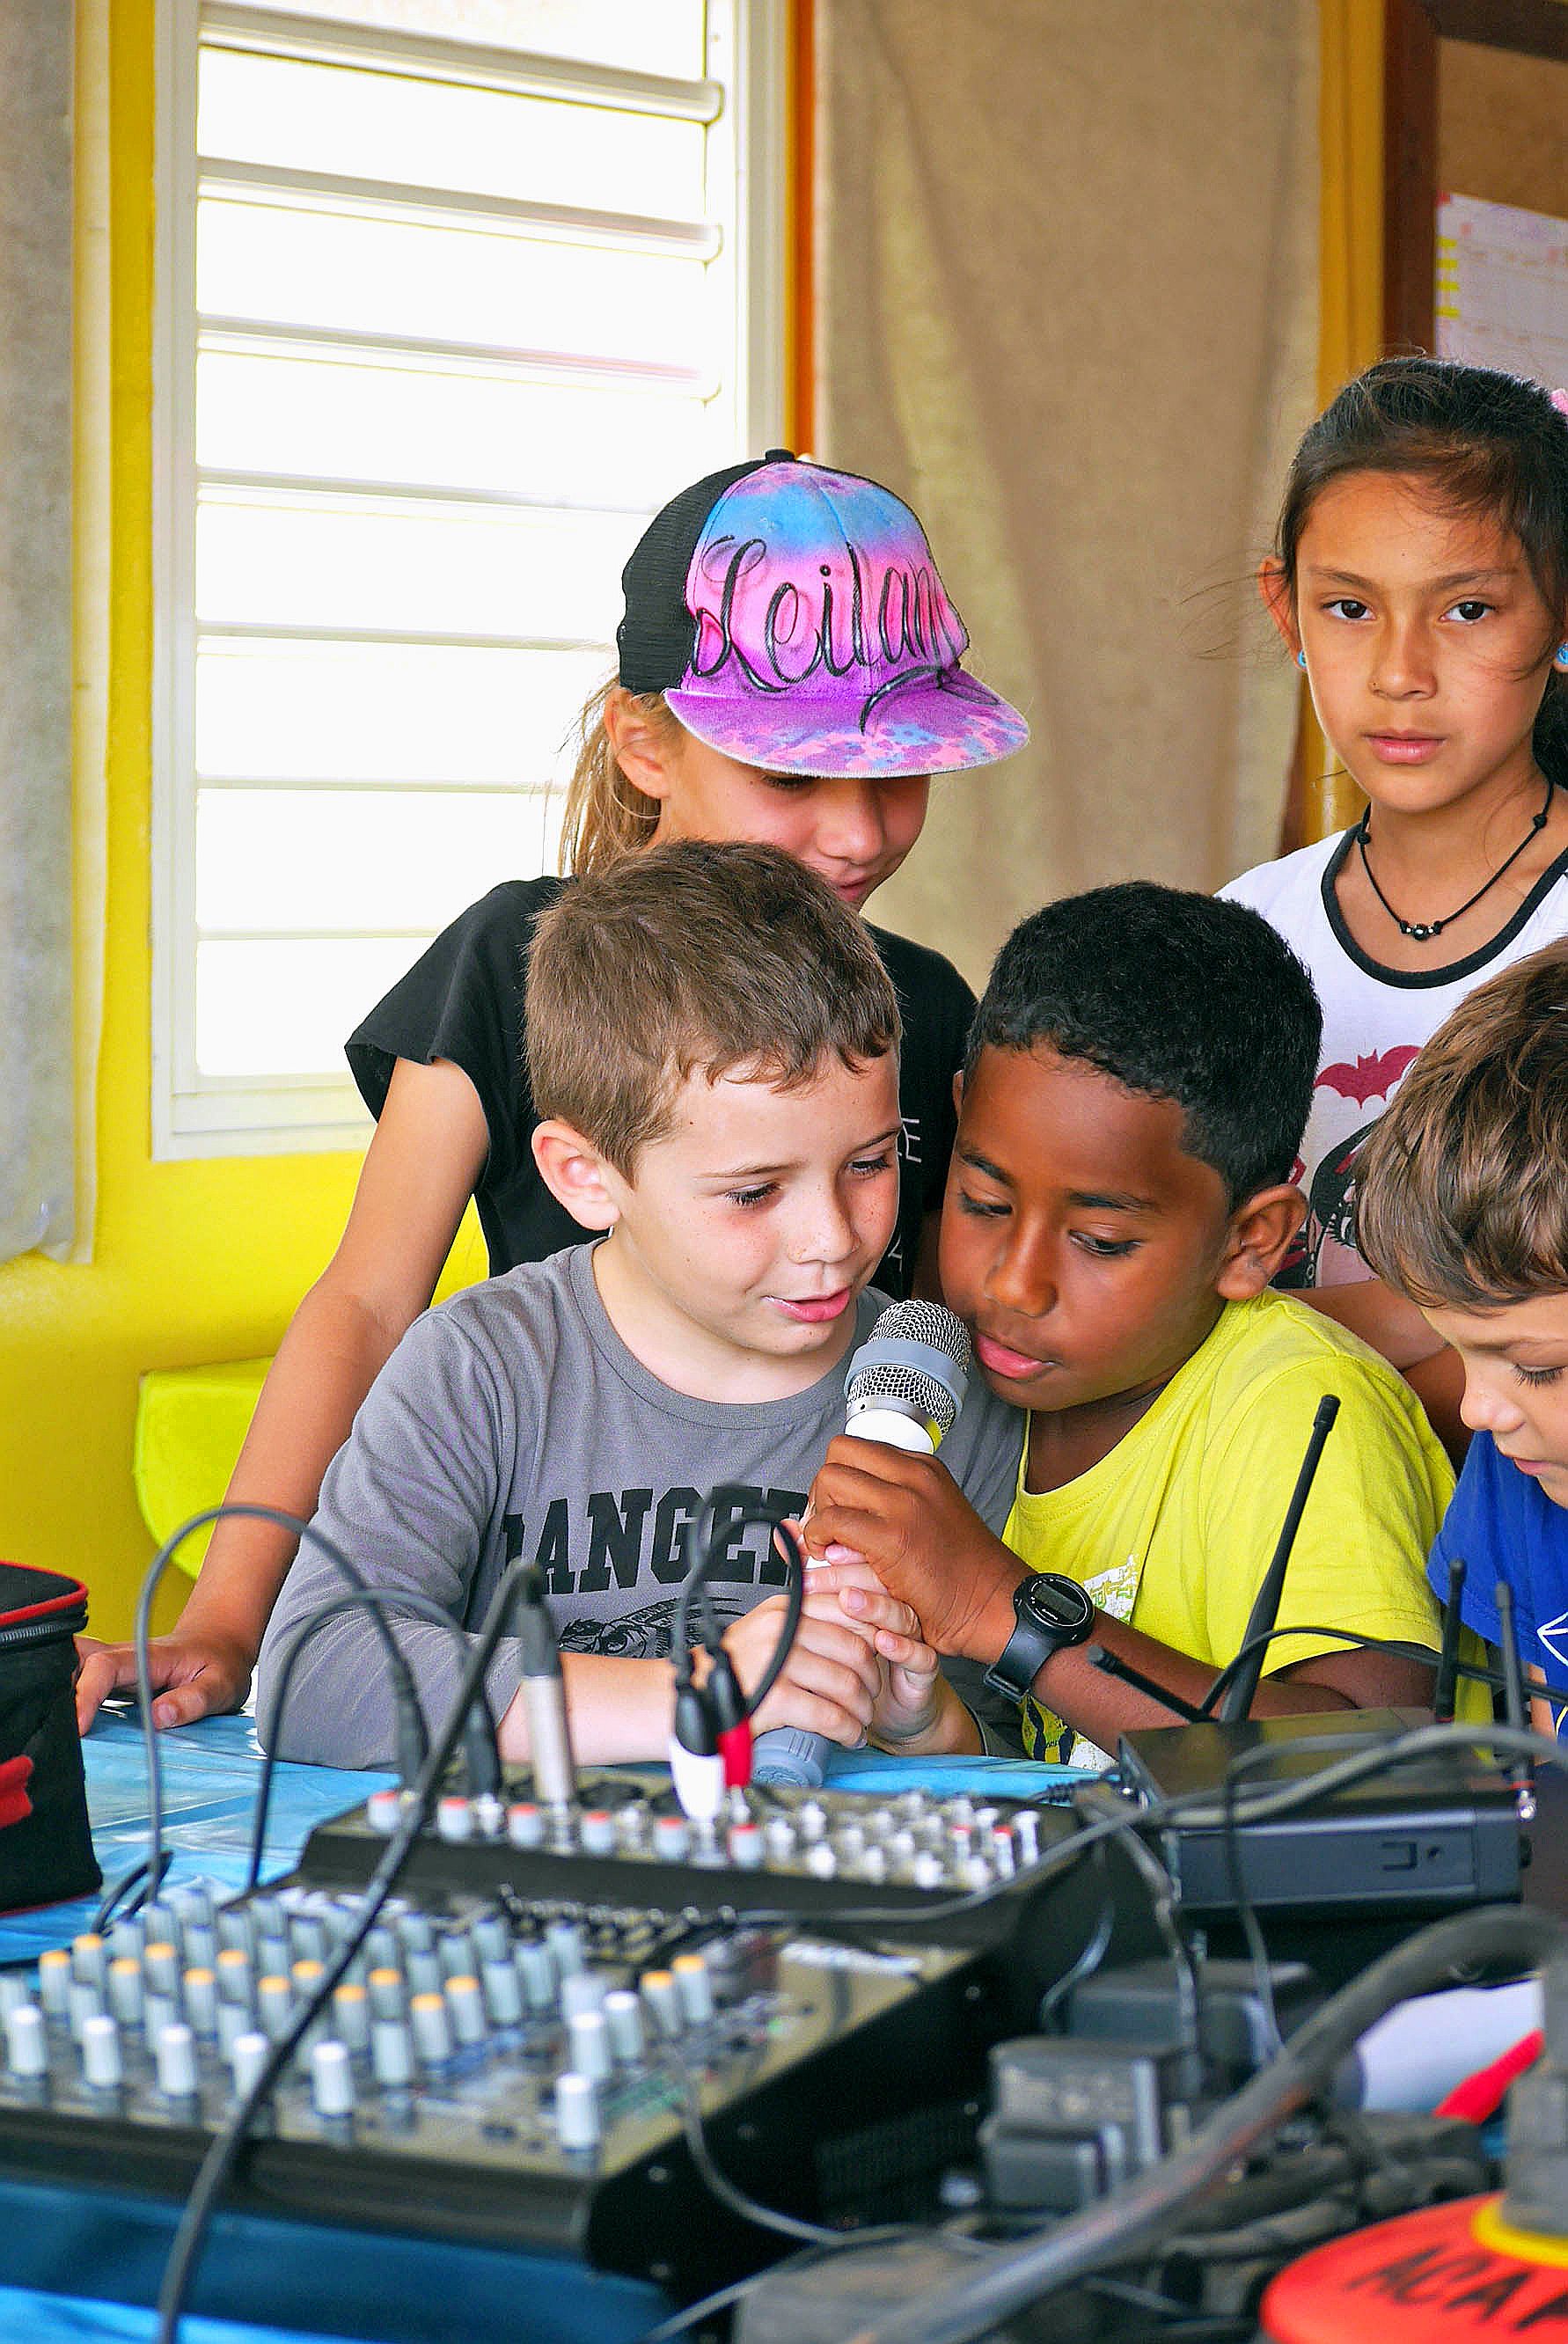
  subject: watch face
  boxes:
[1025,1575,1091,1632]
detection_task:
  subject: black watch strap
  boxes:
[983,1573,1096,1703]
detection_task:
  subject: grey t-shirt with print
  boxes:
[256,1244,1025,1769]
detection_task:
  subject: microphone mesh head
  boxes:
[870,1300,971,1376]
[844,1300,971,1437]
[847,1361,958,1433]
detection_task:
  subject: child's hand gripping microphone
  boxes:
[750,1300,971,1790]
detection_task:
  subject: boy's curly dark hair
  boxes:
[967,883,1322,1205]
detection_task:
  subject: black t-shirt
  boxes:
[346,876,975,1301]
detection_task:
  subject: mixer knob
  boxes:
[472,1792,506,1841]
[229,2029,270,2098]
[947,1795,976,1826]
[216,2001,248,2062]
[727,1820,765,1868]
[106,1956,146,2028]
[805,1842,838,1880]
[175,1885,216,1931]
[436,1795,473,1843]
[545,1919,585,1978]
[290,1958,326,2003]
[652,1814,690,1861]
[578,1809,616,1856]
[216,1907,253,1956]
[183,1923,219,1972]
[1014,1810,1041,1864]
[257,1975,292,2040]
[71,1933,108,1990]
[854,1843,889,1883]
[506,1801,545,1849]
[366,1788,403,1836]
[248,1895,282,1936]
[438,1930,478,1981]
[567,2006,611,2081]
[332,1981,370,2054]
[80,2013,123,2091]
[184,1968,219,2038]
[832,1820,866,1858]
[142,1901,176,1945]
[410,1992,452,2066]
[4,2003,47,2077]
[257,1933,291,1981]
[0,1974,29,2020]
[480,1958,522,2026]
[603,1989,645,2064]
[444,1975,487,2048]
[404,1951,443,1999]
[912,1850,946,1890]
[398,1913,434,1956]
[69,1981,106,2044]
[672,1952,714,2027]
[364,1925,399,1970]
[473,1913,511,1966]
[311,2039,355,2119]
[763,1817,796,1861]
[560,1972,606,2021]
[990,1823,1017,1877]
[615,1802,648,1846]
[366,1967,404,2022]
[796,1801,828,1842]
[289,1915,328,1962]
[888,1829,917,1863]
[143,1942,181,2001]
[216,1949,253,2012]
[155,2021,199,2099]
[514,1937,554,2012]
[864,1806,897,1839]
[641,1969,682,2039]
[370,2017,414,2090]
[36,1949,71,2019]
[555,2070,599,2151]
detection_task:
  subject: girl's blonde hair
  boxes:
[557,678,680,878]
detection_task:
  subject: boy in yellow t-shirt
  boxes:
[804,883,1455,1762]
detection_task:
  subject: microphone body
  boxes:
[751,1302,970,1791]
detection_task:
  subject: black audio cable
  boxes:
[243,1583,494,1893]
[98,1499,429,1933]
[670,1491,806,1813]
[153,1552,536,2344]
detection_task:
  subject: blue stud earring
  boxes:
[1297,649,1308,670]
[1556,643,1568,670]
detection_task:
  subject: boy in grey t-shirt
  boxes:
[257,845,1023,1771]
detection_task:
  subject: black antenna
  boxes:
[1432,1556,1467,1725]
[1496,1580,1537,1823]
[1216,1395,1341,1725]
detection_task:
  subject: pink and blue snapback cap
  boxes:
[616,452,1029,778]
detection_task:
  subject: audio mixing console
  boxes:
[0,1773,1121,2296]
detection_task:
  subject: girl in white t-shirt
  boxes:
[1223,359,1568,1446]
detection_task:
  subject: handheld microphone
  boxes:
[751,1300,971,1790]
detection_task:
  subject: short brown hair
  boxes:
[526,840,901,1173]
[1357,942,1568,1309]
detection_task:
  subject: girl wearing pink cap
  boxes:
[76,456,1027,1730]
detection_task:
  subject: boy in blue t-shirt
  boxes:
[1358,942,1568,1735]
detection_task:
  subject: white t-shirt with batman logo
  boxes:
[1221,827,1568,1287]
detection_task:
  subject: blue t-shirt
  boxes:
[1430,1431,1568,1727]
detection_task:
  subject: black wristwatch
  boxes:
[982,1572,1096,1703]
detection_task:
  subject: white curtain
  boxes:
[817,0,1320,985]
[0,0,77,1261]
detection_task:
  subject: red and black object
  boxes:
[0,1562,100,1914]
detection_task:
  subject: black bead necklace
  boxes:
[1355,776,1555,942]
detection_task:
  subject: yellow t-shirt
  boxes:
[1003,1291,1460,1760]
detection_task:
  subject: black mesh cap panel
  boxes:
[616,451,795,693]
